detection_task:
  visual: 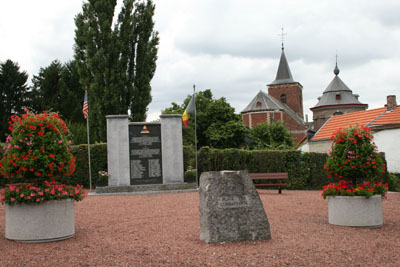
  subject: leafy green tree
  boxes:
[74,0,159,142]
[0,60,30,141]
[162,89,249,148]
[249,121,294,150]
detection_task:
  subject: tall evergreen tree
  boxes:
[30,60,63,113]
[74,0,159,142]
[0,60,29,141]
[30,60,85,123]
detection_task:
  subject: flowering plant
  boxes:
[0,181,87,205]
[324,126,385,186]
[0,110,86,204]
[322,180,388,199]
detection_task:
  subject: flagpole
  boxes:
[85,89,93,191]
[193,84,198,187]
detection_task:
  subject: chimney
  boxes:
[386,95,397,110]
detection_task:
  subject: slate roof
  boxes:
[311,64,367,110]
[241,90,307,127]
[268,48,298,85]
[312,106,400,141]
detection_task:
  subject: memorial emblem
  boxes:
[140,125,150,134]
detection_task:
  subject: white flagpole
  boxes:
[193,84,198,187]
[85,89,93,191]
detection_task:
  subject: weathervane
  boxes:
[279,27,287,50]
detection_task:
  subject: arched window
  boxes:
[333,111,343,116]
[280,94,287,104]
[256,101,262,107]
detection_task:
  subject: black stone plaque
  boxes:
[129,124,162,185]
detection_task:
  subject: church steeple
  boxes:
[268,46,298,86]
[267,43,304,119]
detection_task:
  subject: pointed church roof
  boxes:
[311,63,367,110]
[268,48,297,85]
[241,90,283,113]
[241,90,307,127]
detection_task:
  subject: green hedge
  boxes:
[2,144,399,191]
[196,147,331,190]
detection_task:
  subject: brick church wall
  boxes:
[268,83,304,119]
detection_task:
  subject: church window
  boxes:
[333,111,343,116]
[256,101,262,107]
[336,94,341,100]
[280,94,287,103]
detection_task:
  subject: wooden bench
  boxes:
[249,172,288,194]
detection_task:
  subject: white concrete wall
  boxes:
[106,115,130,186]
[160,114,184,183]
[308,141,332,153]
[374,128,400,173]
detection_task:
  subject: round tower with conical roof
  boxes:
[310,62,368,131]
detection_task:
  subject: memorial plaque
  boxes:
[129,124,162,185]
[199,171,271,243]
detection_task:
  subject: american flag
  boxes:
[82,91,88,119]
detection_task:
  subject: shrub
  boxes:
[0,110,87,204]
[325,126,386,186]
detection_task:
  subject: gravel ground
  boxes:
[0,190,399,267]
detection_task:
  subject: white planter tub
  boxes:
[5,199,75,242]
[328,195,383,227]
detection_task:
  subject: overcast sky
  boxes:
[1,0,399,122]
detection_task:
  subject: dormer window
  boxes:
[280,94,287,104]
[336,94,341,100]
[256,101,262,107]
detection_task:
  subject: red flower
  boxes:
[37,131,44,136]
[49,154,55,158]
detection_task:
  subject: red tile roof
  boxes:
[370,106,400,126]
[312,107,387,141]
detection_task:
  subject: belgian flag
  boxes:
[182,94,195,127]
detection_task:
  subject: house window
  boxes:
[280,94,287,104]
[333,111,343,116]
[256,101,262,107]
[336,94,341,100]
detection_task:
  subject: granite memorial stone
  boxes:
[199,171,271,243]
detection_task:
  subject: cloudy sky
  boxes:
[1,0,399,122]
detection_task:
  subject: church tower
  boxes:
[267,46,304,119]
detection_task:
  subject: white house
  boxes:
[300,96,400,173]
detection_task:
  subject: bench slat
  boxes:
[254,184,287,187]
[251,177,287,180]
[249,173,288,179]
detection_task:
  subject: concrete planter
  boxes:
[328,195,383,227]
[5,199,75,242]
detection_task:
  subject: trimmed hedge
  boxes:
[196,147,331,190]
[2,144,398,191]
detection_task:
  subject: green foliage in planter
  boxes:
[325,126,386,186]
[0,111,76,185]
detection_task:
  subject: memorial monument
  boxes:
[96,114,196,193]
[199,171,271,243]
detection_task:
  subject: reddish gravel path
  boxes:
[0,190,399,266]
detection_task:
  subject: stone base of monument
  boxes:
[95,182,197,194]
[199,171,271,244]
